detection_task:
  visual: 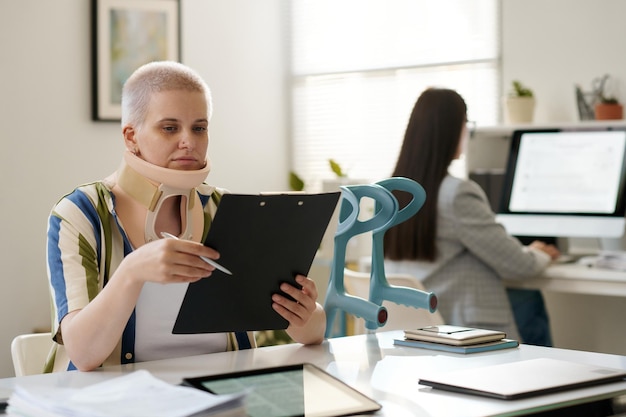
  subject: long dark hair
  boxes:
[384,88,467,261]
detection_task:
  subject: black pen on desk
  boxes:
[160,232,233,276]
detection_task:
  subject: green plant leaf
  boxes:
[289,171,305,191]
[601,96,619,104]
[511,80,533,97]
[329,159,345,177]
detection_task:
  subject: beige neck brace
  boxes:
[115,151,210,245]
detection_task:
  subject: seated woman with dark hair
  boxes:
[383,87,559,344]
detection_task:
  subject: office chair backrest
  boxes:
[11,332,53,376]
[343,269,444,334]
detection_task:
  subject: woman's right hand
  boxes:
[529,240,561,261]
[120,238,220,284]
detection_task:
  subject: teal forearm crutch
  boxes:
[324,183,396,337]
[323,178,438,337]
[364,177,438,331]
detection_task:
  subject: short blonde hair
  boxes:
[121,61,213,128]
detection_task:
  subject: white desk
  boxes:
[504,263,626,297]
[2,331,626,417]
[504,263,626,356]
[352,255,626,297]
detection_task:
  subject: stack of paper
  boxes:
[394,325,519,354]
[6,370,247,417]
[0,387,9,414]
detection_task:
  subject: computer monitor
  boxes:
[495,127,626,239]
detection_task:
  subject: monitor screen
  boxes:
[495,127,626,238]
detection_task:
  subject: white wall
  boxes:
[181,1,289,192]
[2,0,626,378]
[0,0,287,378]
[501,0,626,123]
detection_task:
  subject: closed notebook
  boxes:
[418,358,626,400]
[404,325,505,346]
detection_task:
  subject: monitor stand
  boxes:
[600,236,626,252]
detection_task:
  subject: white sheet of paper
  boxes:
[9,370,246,417]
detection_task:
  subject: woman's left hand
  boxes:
[272,274,326,344]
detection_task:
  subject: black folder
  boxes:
[173,192,340,334]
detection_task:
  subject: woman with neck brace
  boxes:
[45,61,326,372]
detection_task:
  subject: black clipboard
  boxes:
[173,192,340,334]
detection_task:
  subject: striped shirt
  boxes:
[45,180,254,372]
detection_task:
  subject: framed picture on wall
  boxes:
[91,0,180,121]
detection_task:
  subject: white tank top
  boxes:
[134,282,227,362]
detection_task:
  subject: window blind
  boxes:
[290,0,500,191]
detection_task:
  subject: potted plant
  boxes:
[590,74,623,120]
[595,96,623,121]
[505,80,536,124]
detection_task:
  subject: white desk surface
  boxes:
[2,330,626,417]
[504,262,626,297]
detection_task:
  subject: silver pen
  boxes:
[160,232,233,275]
